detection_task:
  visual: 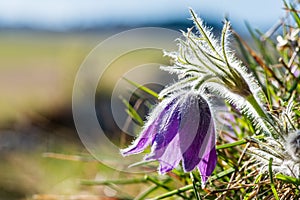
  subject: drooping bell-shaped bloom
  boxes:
[121,91,217,184]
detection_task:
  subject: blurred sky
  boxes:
[0,0,285,32]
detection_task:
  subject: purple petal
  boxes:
[121,122,157,156]
[182,96,213,172]
[197,119,217,184]
[145,105,180,160]
[198,146,217,185]
[157,134,182,174]
[121,98,175,156]
[177,93,201,156]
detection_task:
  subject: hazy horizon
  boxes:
[0,0,284,33]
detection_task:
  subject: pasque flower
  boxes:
[121,90,217,184]
[160,9,272,137]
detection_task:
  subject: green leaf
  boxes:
[295,110,300,117]
[216,135,265,150]
[123,77,159,99]
[276,173,300,185]
[216,139,247,150]
[285,1,300,27]
[209,167,235,181]
[121,96,144,126]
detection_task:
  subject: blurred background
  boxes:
[0,0,284,199]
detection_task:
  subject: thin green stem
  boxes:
[217,139,247,149]
[146,176,187,199]
[80,177,147,186]
[275,173,300,185]
[190,172,201,200]
[152,168,235,200]
[152,184,194,200]
[145,176,172,191]
[269,158,279,200]
[135,178,171,200]
[216,135,264,150]
[246,95,268,120]
[246,94,274,136]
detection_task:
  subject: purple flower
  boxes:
[121,91,217,184]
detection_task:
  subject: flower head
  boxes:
[249,131,300,178]
[160,9,261,100]
[121,90,217,184]
[160,9,271,136]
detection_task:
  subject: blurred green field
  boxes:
[0,29,173,199]
[0,30,101,199]
[0,30,103,124]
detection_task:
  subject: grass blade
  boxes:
[275,173,300,185]
[120,96,144,126]
[123,77,159,99]
[268,158,279,200]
